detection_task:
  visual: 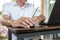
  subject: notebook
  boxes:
[40,0,60,26]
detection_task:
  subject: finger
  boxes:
[24,19,33,26]
[35,19,39,23]
[31,17,39,24]
[29,18,36,24]
[18,17,33,24]
[20,20,30,28]
[24,17,34,24]
[11,22,30,29]
[19,23,30,29]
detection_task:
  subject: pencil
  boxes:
[32,7,39,17]
[30,7,39,28]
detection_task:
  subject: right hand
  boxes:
[10,20,30,29]
[17,17,35,29]
[9,21,26,29]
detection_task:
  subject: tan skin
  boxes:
[2,0,45,29]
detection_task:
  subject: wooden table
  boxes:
[8,25,60,40]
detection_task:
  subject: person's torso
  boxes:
[7,2,36,20]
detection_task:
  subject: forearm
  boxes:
[2,19,13,26]
[2,15,12,26]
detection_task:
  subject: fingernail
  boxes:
[30,24,33,26]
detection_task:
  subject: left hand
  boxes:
[31,16,41,24]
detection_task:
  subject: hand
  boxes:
[10,20,30,29]
[18,17,34,28]
[18,17,41,27]
[31,16,41,24]
[10,21,21,27]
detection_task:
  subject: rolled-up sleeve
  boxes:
[2,3,11,17]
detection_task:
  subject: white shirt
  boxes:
[2,1,40,20]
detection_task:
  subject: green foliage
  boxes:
[0,12,2,15]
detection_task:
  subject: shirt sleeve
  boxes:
[2,3,11,17]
